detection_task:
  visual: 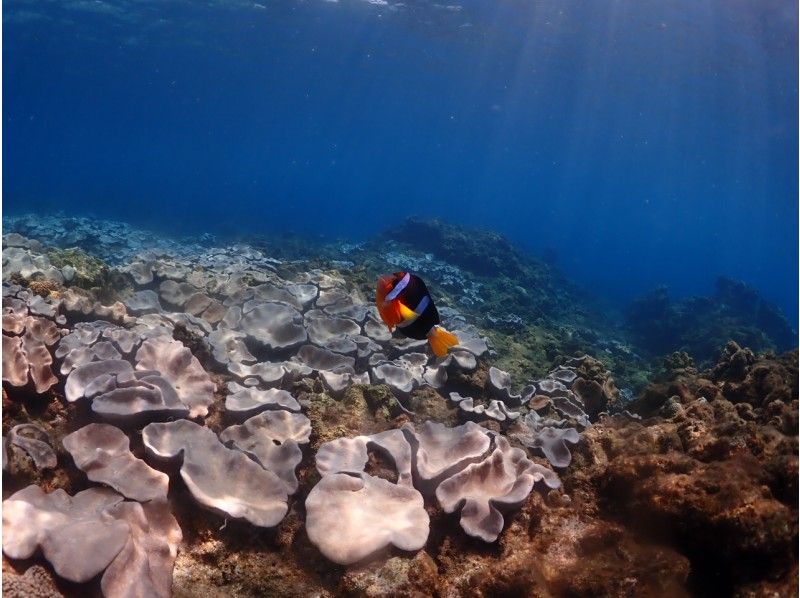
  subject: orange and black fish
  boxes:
[376,272,459,357]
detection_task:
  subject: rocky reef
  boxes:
[2,214,797,597]
[627,279,797,365]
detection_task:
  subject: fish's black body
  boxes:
[396,274,441,339]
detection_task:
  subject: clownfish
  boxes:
[376,272,459,357]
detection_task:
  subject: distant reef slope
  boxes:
[628,278,797,365]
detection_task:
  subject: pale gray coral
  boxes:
[225,382,301,416]
[523,368,592,428]
[161,311,212,337]
[102,326,141,354]
[60,340,123,375]
[208,327,257,366]
[397,352,428,379]
[315,288,350,308]
[135,337,215,418]
[228,361,287,387]
[364,315,392,343]
[449,393,520,424]
[295,344,355,372]
[65,359,138,402]
[305,472,429,566]
[60,327,202,421]
[126,261,155,285]
[404,421,491,494]
[158,280,199,308]
[199,299,226,325]
[2,247,64,283]
[2,485,129,583]
[315,285,365,318]
[28,294,59,319]
[2,296,28,335]
[319,368,370,398]
[60,289,131,325]
[239,301,307,352]
[221,305,243,327]
[3,334,28,387]
[301,269,345,290]
[367,429,415,488]
[453,335,489,357]
[316,437,370,477]
[224,409,311,445]
[318,335,358,356]
[124,290,162,315]
[422,361,448,388]
[440,349,477,372]
[285,283,318,307]
[7,424,57,470]
[488,366,522,406]
[2,313,60,394]
[550,366,578,385]
[252,282,305,310]
[23,320,61,393]
[91,372,191,421]
[100,500,182,598]
[484,400,521,422]
[550,395,591,428]
[457,396,485,416]
[449,391,470,404]
[527,426,580,468]
[62,424,169,502]
[371,362,418,398]
[315,429,415,488]
[220,433,303,494]
[142,420,289,527]
[324,301,370,323]
[54,321,110,358]
[129,314,176,340]
[184,292,213,316]
[387,336,428,355]
[370,350,476,398]
[536,378,569,396]
[435,436,560,542]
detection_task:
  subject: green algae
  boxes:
[47,248,106,285]
[46,247,131,303]
[304,385,400,450]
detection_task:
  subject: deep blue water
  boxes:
[4,0,798,323]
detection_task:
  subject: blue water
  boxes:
[4,0,798,323]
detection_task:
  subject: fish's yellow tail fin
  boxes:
[428,326,459,358]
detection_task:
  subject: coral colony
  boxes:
[2,215,797,596]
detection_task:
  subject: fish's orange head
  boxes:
[375,272,406,331]
[376,272,405,302]
[376,274,395,303]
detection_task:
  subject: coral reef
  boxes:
[1,215,796,598]
[62,423,169,502]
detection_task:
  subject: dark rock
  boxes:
[627,280,797,364]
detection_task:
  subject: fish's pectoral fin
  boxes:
[397,301,417,322]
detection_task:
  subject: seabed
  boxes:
[1,214,797,597]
